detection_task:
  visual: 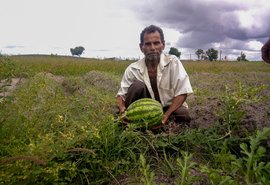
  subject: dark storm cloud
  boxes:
[129,0,270,59]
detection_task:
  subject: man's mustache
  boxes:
[146,53,160,56]
[145,53,160,61]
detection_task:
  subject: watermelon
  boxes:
[125,98,163,129]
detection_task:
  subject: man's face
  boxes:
[140,31,165,61]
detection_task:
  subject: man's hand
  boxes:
[162,114,169,124]
[162,94,187,125]
[119,106,126,113]
[117,95,126,113]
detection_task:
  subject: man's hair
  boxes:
[140,25,165,45]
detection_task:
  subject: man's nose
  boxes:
[150,43,156,50]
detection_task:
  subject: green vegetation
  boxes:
[6,55,131,77]
[0,55,269,184]
[70,46,85,57]
[205,48,218,61]
[169,47,181,58]
[194,48,218,61]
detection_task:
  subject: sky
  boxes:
[1,0,270,61]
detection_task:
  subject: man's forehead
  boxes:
[143,31,161,39]
[144,30,159,36]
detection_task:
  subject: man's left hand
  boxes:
[162,114,169,124]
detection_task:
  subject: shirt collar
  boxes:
[159,53,170,71]
[132,52,170,73]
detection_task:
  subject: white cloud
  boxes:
[0,0,145,58]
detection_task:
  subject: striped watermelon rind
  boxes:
[126,98,163,129]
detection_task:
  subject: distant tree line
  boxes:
[168,47,248,61]
[69,45,247,61]
[168,47,219,61]
[195,48,218,61]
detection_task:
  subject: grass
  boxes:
[8,55,131,77]
[0,54,270,184]
[2,55,270,79]
[184,60,270,74]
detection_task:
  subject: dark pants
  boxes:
[124,80,191,124]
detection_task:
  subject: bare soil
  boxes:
[189,72,270,138]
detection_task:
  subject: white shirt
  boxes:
[117,53,193,108]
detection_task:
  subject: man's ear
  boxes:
[162,40,165,50]
[139,43,143,52]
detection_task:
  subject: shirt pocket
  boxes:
[159,76,173,98]
[158,88,174,106]
[158,72,172,90]
[159,81,170,90]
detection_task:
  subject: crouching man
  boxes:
[116,25,193,126]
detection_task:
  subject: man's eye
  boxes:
[144,42,161,46]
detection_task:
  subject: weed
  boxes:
[200,165,237,185]
[139,153,156,185]
[162,148,176,177]
[0,56,16,79]
[218,82,267,136]
[175,151,197,185]
[232,127,270,185]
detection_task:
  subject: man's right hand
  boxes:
[119,106,126,113]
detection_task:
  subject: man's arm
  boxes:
[116,95,126,113]
[162,94,187,124]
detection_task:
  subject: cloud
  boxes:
[5,45,24,49]
[0,0,145,58]
[129,0,270,60]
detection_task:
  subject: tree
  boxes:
[195,49,204,60]
[70,46,85,57]
[206,48,218,61]
[169,47,181,58]
[237,51,248,61]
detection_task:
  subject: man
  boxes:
[116,25,193,125]
[261,38,270,64]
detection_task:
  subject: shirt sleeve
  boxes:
[171,57,193,96]
[116,65,134,100]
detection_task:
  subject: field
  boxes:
[1,55,270,185]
